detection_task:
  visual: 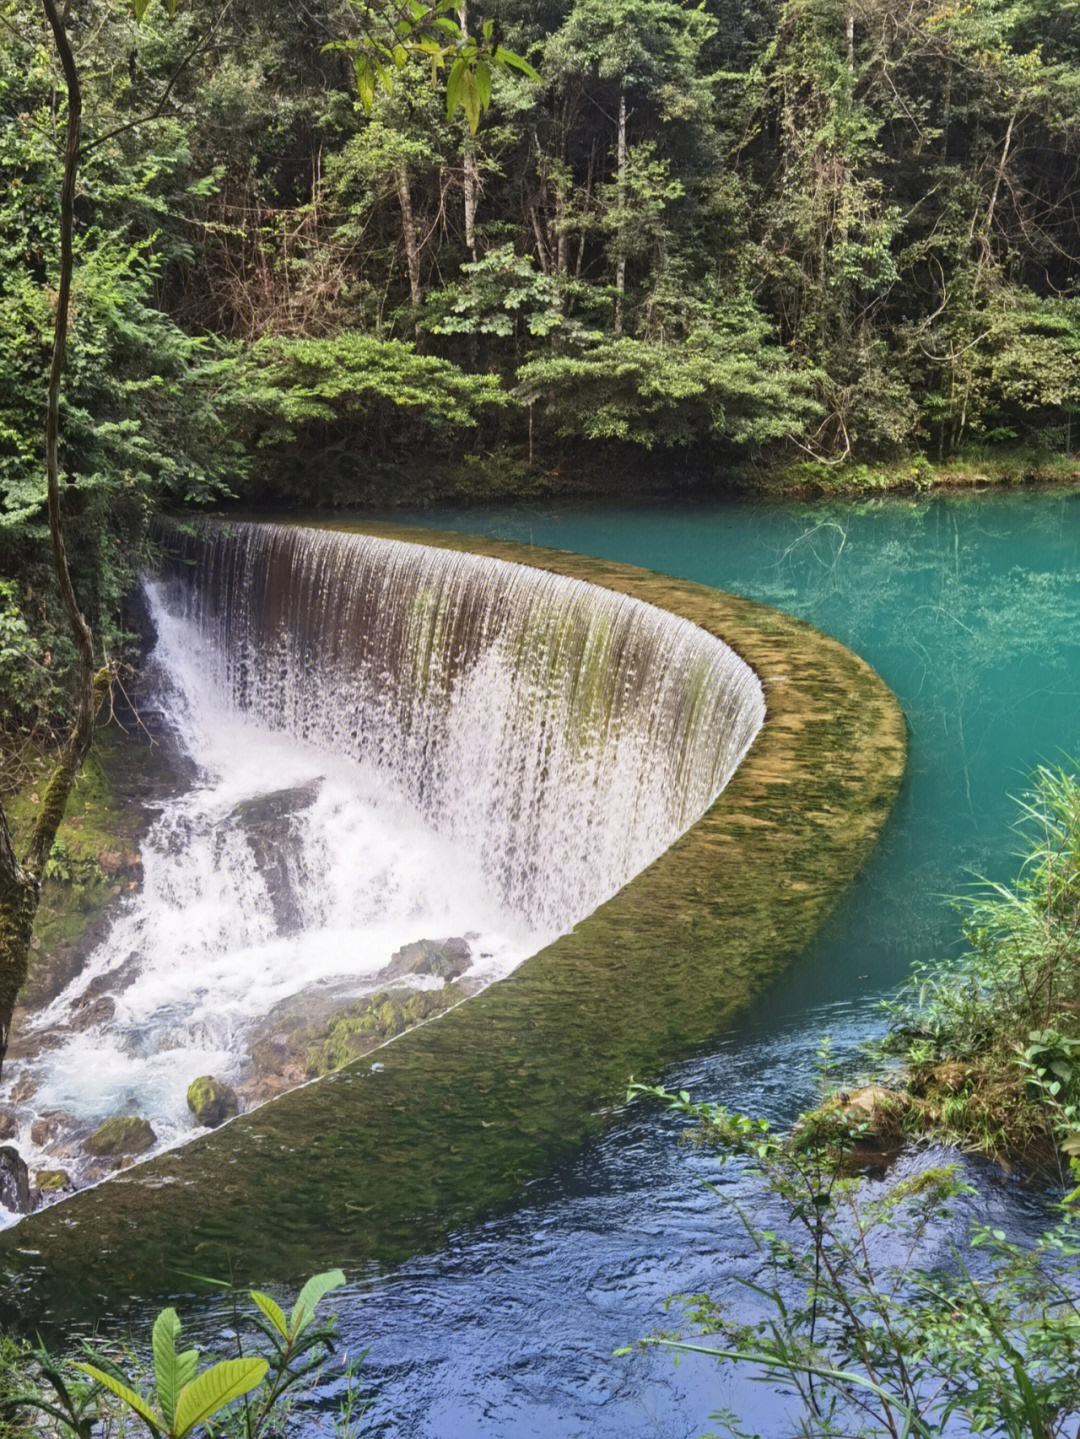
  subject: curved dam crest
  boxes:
[161,521,766,935]
[0,524,905,1328]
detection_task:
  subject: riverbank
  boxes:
[235,443,1080,515]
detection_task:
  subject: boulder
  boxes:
[186,1076,239,1129]
[35,1168,73,1194]
[0,1108,16,1142]
[30,1110,81,1150]
[381,937,472,983]
[83,1115,156,1158]
[0,1146,35,1214]
[229,780,323,934]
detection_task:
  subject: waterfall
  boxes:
[0,522,763,1213]
[162,522,765,932]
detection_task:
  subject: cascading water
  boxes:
[0,522,764,1219]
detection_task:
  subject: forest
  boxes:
[2,0,1080,734]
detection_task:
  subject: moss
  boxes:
[35,1169,71,1193]
[304,987,459,1076]
[186,1077,239,1128]
[1,727,158,1009]
[83,1116,156,1158]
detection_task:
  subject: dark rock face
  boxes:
[83,1116,156,1159]
[229,780,323,933]
[186,1076,239,1129]
[381,937,472,983]
[0,1147,35,1214]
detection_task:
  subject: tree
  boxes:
[0,0,537,1079]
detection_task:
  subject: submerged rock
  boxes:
[0,1147,35,1214]
[187,1076,239,1129]
[381,937,472,983]
[83,1115,156,1158]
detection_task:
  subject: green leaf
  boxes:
[354,57,375,111]
[446,56,466,120]
[250,1290,289,1340]
[475,61,491,109]
[152,1309,183,1426]
[432,16,461,36]
[172,1359,268,1438]
[461,67,481,133]
[290,1269,347,1337]
[128,0,151,18]
[75,1365,162,1434]
[493,47,540,81]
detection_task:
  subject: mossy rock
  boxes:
[304,986,458,1076]
[186,1077,239,1129]
[83,1116,156,1158]
[35,1169,72,1193]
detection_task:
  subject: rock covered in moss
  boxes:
[186,1076,239,1129]
[304,986,459,1076]
[35,1168,72,1193]
[83,1115,156,1158]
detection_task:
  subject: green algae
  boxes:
[0,526,906,1332]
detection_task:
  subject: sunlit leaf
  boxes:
[173,1359,268,1438]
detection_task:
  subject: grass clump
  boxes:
[878,765,1080,1175]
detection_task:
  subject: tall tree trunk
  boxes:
[0,0,111,1079]
[614,87,626,334]
[459,2,480,261]
[396,161,423,335]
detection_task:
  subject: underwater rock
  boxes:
[229,779,323,933]
[381,937,472,983]
[0,1147,35,1213]
[186,1076,239,1129]
[83,1115,156,1158]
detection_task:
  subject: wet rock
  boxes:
[35,1168,73,1194]
[186,1076,239,1129]
[70,994,116,1030]
[83,1115,156,1159]
[0,1147,35,1214]
[0,1109,16,1142]
[230,779,323,933]
[304,986,459,1076]
[381,937,472,983]
[30,1111,80,1150]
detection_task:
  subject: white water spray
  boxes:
[0,524,763,1216]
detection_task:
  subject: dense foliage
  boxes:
[3,0,1080,712]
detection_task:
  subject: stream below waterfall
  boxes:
[6,490,1080,1437]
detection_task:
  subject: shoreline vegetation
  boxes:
[621,765,1080,1438]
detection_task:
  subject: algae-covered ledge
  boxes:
[0,525,906,1330]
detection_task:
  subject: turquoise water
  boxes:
[301,489,1080,1436]
[49,492,1078,1436]
[402,492,1080,1015]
